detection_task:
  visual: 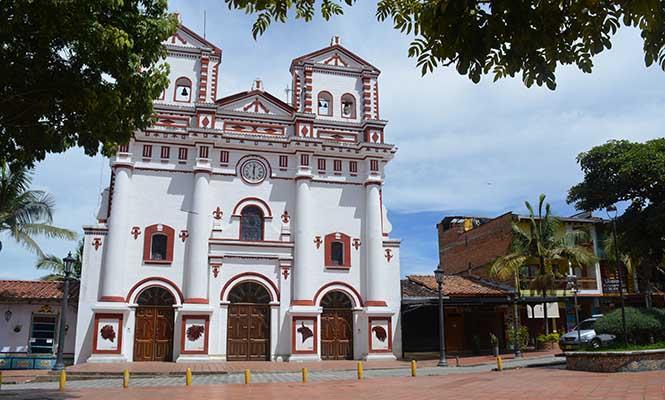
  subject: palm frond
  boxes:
[18,223,77,240]
[35,254,65,271]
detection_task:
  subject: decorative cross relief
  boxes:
[179,230,189,242]
[384,249,393,262]
[212,207,223,220]
[281,210,290,223]
[314,236,322,249]
[212,265,220,278]
[281,267,290,280]
[131,226,141,240]
[352,238,362,250]
[92,238,102,251]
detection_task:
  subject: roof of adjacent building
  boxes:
[402,275,513,299]
[0,280,79,302]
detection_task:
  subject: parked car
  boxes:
[559,316,615,350]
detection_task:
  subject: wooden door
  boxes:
[321,310,353,360]
[227,304,269,361]
[133,307,173,361]
[444,312,464,353]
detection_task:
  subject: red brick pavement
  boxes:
[62,349,558,375]
[5,368,665,400]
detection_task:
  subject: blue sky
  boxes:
[1,1,664,279]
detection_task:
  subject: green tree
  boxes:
[36,239,84,281]
[225,0,665,90]
[1,1,177,167]
[490,194,596,335]
[568,139,665,298]
[0,163,76,256]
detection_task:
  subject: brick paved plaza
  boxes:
[2,367,664,400]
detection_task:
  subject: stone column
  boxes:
[364,177,386,306]
[293,160,314,303]
[183,159,212,303]
[100,163,132,302]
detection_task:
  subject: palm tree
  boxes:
[490,194,597,335]
[36,239,83,281]
[0,163,76,255]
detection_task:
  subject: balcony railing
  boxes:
[518,278,598,292]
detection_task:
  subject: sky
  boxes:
[1,1,664,279]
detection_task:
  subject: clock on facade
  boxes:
[240,159,268,183]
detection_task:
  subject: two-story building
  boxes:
[74,21,402,363]
[438,211,641,341]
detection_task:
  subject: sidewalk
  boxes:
[0,350,559,383]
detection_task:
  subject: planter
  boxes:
[566,349,665,372]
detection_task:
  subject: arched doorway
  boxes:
[133,287,175,361]
[226,282,271,361]
[320,291,354,360]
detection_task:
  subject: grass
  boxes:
[588,341,665,352]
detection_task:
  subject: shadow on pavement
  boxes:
[0,389,83,400]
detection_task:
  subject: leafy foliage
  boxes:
[36,239,84,281]
[0,163,76,256]
[1,0,177,167]
[507,325,529,351]
[536,332,560,345]
[595,307,665,344]
[224,0,665,89]
[568,139,665,293]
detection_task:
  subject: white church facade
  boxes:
[74,21,401,363]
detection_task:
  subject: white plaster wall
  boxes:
[158,55,200,106]
[0,303,78,355]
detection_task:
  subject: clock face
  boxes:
[240,160,267,183]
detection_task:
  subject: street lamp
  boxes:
[606,204,628,347]
[433,266,448,367]
[566,273,581,345]
[54,252,74,371]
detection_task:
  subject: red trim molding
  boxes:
[291,316,318,354]
[180,315,210,355]
[313,282,363,307]
[365,300,388,307]
[125,277,184,304]
[143,224,175,264]
[184,298,209,304]
[368,317,393,353]
[92,313,124,355]
[231,197,273,218]
[99,296,125,303]
[291,300,315,306]
[220,272,279,302]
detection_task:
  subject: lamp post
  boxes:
[566,274,581,345]
[606,205,628,347]
[54,252,74,371]
[434,266,448,367]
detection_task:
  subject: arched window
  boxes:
[228,282,271,304]
[174,77,192,102]
[151,234,168,260]
[240,206,264,241]
[324,232,351,268]
[143,224,175,264]
[341,94,356,119]
[330,242,344,265]
[317,91,333,116]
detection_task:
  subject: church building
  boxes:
[74,21,401,363]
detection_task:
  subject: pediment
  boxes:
[164,24,222,55]
[292,44,380,73]
[216,90,294,117]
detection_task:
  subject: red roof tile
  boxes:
[0,280,79,301]
[406,275,510,297]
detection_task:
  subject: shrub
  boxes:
[537,333,560,345]
[594,307,663,344]
[507,325,529,350]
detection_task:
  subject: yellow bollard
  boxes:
[410,360,417,377]
[357,361,363,380]
[185,368,192,386]
[59,370,66,392]
[301,367,308,383]
[244,369,251,384]
[496,356,503,372]
[123,369,130,388]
